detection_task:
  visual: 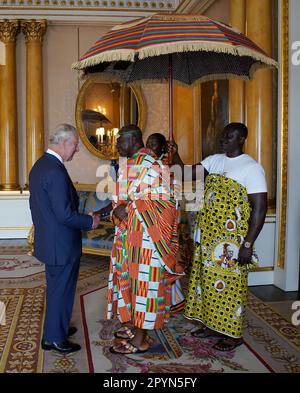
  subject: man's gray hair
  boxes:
[49,124,77,144]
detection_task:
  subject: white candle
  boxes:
[100,127,105,143]
[96,127,105,144]
[95,129,100,143]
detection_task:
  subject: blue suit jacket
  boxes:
[29,153,93,266]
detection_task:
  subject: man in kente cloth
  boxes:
[106,124,184,354]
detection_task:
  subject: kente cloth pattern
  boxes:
[106,149,183,330]
[106,221,131,323]
[184,174,258,338]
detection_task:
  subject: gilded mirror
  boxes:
[75,76,146,160]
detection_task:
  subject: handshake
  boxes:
[89,204,113,230]
[88,211,109,230]
[90,212,101,230]
[89,204,128,229]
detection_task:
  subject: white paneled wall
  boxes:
[0,192,32,238]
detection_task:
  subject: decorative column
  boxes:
[21,19,47,181]
[174,83,195,164]
[245,0,274,200]
[0,20,20,191]
[229,0,246,123]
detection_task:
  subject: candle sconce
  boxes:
[95,126,119,157]
[75,76,146,161]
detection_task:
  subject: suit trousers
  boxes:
[43,259,80,342]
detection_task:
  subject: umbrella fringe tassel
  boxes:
[72,41,278,72]
[72,49,135,70]
[138,41,278,69]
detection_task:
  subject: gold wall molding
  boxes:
[0,19,19,43]
[21,19,47,43]
[277,0,289,269]
[0,0,180,11]
[73,183,97,191]
[82,246,111,256]
[0,227,31,230]
[249,266,274,273]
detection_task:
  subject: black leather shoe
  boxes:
[41,339,81,354]
[68,327,77,337]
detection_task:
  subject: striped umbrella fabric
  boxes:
[72,13,278,83]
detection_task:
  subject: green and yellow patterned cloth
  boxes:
[184,174,258,338]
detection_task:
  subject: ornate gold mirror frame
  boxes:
[75,75,146,160]
[277,0,289,269]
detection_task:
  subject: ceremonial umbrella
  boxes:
[81,109,111,124]
[72,13,277,140]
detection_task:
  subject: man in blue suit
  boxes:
[29,124,100,354]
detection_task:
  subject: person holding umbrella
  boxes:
[99,132,185,332]
[169,122,267,351]
[146,133,185,313]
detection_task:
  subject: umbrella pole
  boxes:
[168,54,174,142]
[168,55,174,164]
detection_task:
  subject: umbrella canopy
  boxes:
[72,13,278,84]
[81,109,111,124]
[73,13,277,144]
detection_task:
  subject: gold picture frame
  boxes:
[277,0,289,269]
[75,75,146,161]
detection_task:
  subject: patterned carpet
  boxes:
[81,287,269,373]
[0,242,299,373]
[0,240,30,256]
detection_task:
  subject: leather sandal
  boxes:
[144,335,155,345]
[109,340,149,355]
[113,326,135,340]
[114,327,155,346]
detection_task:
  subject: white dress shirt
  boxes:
[46,148,63,163]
